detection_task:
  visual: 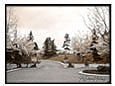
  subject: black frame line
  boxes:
[5,4,111,84]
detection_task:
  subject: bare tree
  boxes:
[71,32,92,54]
[83,7,109,42]
[6,7,18,48]
[83,6,110,63]
[6,7,40,67]
[71,32,92,63]
[6,7,18,65]
[71,7,110,63]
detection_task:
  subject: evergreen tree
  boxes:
[62,33,70,50]
[90,29,102,62]
[28,31,34,41]
[43,37,56,57]
[62,33,71,61]
[34,42,39,50]
[51,39,56,55]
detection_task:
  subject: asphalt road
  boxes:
[6,60,110,83]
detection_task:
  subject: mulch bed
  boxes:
[83,70,110,75]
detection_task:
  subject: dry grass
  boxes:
[48,55,65,62]
[48,54,82,63]
[48,54,109,64]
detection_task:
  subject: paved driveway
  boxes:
[6,60,110,83]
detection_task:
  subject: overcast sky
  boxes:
[8,6,92,49]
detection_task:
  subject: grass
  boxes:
[48,55,65,62]
[48,54,83,64]
[48,54,109,64]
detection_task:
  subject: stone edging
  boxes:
[79,71,109,76]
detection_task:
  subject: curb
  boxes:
[79,71,109,76]
[7,68,22,73]
[57,62,68,68]
[45,60,68,68]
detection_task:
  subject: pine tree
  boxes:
[43,37,50,56]
[34,42,39,50]
[90,29,102,62]
[43,37,56,58]
[62,33,70,50]
[51,39,56,55]
[28,31,34,41]
[62,33,71,61]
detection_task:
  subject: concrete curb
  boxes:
[57,62,68,68]
[7,68,22,73]
[79,71,109,76]
[45,60,68,68]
